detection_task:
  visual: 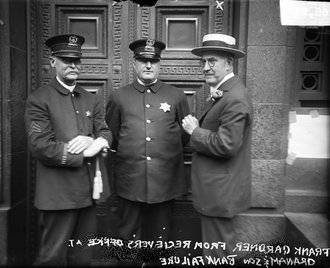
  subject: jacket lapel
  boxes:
[197,76,240,122]
[197,99,217,121]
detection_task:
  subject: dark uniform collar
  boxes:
[133,79,163,93]
[50,77,84,95]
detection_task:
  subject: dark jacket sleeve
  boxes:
[93,92,113,145]
[105,91,121,151]
[176,89,191,147]
[190,94,250,158]
[25,93,84,167]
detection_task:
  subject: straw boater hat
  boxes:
[191,33,245,58]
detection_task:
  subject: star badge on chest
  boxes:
[86,110,91,117]
[160,102,171,112]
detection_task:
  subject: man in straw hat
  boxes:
[25,34,112,265]
[182,33,253,259]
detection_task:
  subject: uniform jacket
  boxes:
[25,78,112,210]
[106,80,190,203]
[190,76,253,218]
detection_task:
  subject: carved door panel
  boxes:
[28,0,234,261]
[31,0,112,108]
[124,0,234,117]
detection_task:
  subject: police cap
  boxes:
[45,34,85,58]
[129,38,166,61]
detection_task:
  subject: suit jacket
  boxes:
[25,78,112,210]
[106,80,190,203]
[190,76,253,218]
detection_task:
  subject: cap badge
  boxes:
[145,38,155,52]
[68,36,78,47]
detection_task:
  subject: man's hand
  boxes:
[67,135,94,154]
[83,138,109,158]
[182,114,199,135]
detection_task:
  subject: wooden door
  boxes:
[28,0,234,261]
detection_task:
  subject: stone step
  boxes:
[285,212,330,267]
[285,212,329,248]
[285,189,328,213]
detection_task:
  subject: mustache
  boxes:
[67,69,80,73]
[204,70,213,74]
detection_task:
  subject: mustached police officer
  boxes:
[25,34,112,265]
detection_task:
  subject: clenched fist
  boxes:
[182,114,199,135]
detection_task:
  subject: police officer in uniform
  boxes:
[25,34,112,265]
[106,38,190,249]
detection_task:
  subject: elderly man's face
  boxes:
[134,58,160,84]
[50,56,81,86]
[200,52,232,87]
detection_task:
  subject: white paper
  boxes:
[288,114,329,159]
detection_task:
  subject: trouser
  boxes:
[34,205,97,266]
[200,214,236,259]
[117,197,174,242]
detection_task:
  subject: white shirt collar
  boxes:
[210,72,234,93]
[56,76,76,92]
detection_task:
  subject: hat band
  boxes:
[52,50,82,55]
[202,40,236,49]
[139,52,156,55]
[52,51,82,58]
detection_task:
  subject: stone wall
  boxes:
[0,0,29,265]
[234,0,292,244]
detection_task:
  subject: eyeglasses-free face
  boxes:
[134,58,161,84]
